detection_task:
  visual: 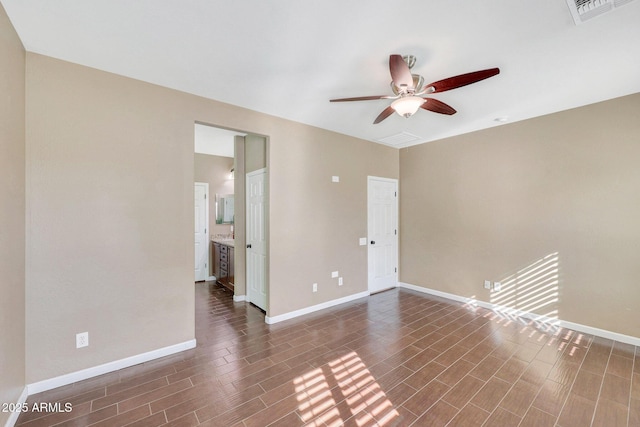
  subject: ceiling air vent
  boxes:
[566,0,636,24]
[376,132,423,146]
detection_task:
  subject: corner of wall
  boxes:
[0,3,26,426]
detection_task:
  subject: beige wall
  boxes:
[24,53,397,383]
[0,3,26,423]
[245,134,267,173]
[400,92,640,338]
[25,54,196,383]
[268,129,399,316]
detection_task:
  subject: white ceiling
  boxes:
[3,0,640,147]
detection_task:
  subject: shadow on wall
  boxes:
[491,252,561,330]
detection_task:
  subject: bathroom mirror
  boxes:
[216,194,234,224]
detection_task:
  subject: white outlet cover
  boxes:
[338,277,343,286]
[312,283,318,292]
[359,237,367,246]
[494,282,502,291]
[332,176,340,183]
[76,332,89,348]
[331,271,339,278]
[484,280,491,290]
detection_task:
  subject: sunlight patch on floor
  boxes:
[294,351,399,426]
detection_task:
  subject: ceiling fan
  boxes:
[330,54,500,124]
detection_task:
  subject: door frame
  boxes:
[194,181,210,282]
[246,168,268,311]
[367,176,399,293]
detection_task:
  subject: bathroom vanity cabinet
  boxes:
[213,241,234,292]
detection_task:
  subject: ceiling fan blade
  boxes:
[421,98,457,115]
[389,54,414,90]
[426,68,500,93]
[373,106,395,124]
[330,95,393,102]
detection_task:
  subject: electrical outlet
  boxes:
[331,271,339,278]
[494,282,502,291]
[359,237,367,246]
[312,283,318,293]
[332,176,340,183]
[338,277,343,286]
[76,332,89,348]
[484,280,492,290]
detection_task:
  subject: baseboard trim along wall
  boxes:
[398,282,640,347]
[4,387,28,427]
[26,339,197,396]
[233,294,246,302]
[265,291,371,324]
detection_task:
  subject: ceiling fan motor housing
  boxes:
[391,74,425,95]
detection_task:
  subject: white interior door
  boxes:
[194,182,209,282]
[368,177,398,293]
[246,169,267,311]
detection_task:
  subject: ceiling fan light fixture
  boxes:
[391,96,425,118]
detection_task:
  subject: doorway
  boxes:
[194,182,209,282]
[194,124,269,312]
[367,176,398,293]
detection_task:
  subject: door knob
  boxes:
[247,244,252,249]
[371,241,376,245]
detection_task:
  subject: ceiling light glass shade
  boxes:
[391,96,425,118]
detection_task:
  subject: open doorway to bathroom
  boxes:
[193,123,269,312]
[194,124,243,287]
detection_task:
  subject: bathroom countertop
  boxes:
[212,238,234,248]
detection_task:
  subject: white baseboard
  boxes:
[3,386,28,427]
[398,282,640,347]
[233,294,246,302]
[27,339,196,395]
[206,275,216,282]
[265,291,370,324]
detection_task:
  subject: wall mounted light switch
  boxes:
[332,176,340,183]
[331,271,339,278]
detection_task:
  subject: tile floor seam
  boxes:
[556,340,606,425]
[590,342,614,427]
[474,355,544,427]
[477,379,520,426]
[401,381,445,419]
[556,339,596,427]
[408,357,493,426]
[513,386,545,427]
[438,383,490,427]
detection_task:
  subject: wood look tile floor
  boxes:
[16,282,640,427]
